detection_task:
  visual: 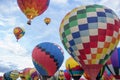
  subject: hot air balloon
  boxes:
[57,70,65,80]
[30,68,39,80]
[13,27,25,42]
[32,42,64,80]
[10,70,19,80]
[17,0,50,25]
[59,4,120,80]
[64,70,72,80]
[65,57,84,80]
[3,71,11,80]
[106,47,120,79]
[19,68,32,80]
[3,70,19,80]
[44,17,51,25]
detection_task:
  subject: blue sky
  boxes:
[0,0,120,76]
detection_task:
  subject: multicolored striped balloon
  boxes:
[59,4,120,80]
[32,42,64,79]
[65,57,84,80]
[106,47,120,79]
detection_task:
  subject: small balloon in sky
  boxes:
[44,17,51,25]
[13,27,25,42]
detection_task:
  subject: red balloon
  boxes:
[17,0,50,25]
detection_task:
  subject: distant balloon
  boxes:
[64,70,72,80]
[44,17,51,25]
[13,27,25,42]
[30,68,39,80]
[57,70,65,80]
[19,68,32,80]
[17,0,50,25]
[3,71,12,80]
[3,70,19,80]
[10,70,19,80]
[65,57,84,80]
[32,42,64,80]
[59,4,120,80]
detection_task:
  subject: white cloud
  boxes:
[0,55,34,72]
[0,1,19,15]
[51,0,68,4]
[0,15,17,27]
[0,35,28,56]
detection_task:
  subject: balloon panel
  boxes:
[32,42,64,77]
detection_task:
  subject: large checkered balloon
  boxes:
[59,4,120,80]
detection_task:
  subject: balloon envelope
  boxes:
[32,42,64,78]
[59,4,120,80]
